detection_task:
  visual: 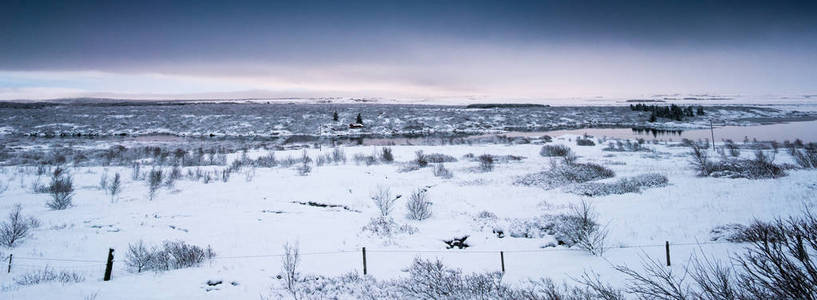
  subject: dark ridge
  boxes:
[465,103,549,109]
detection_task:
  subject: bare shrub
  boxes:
[406,189,432,221]
[125,240,215,273]
[0,204,39,248]
[371,186,396,217]
[414,151,429,168]
[540,144,573,157]
[131,162,141,180]
[147,169,163,200]
[615,211,817,299]
[47,167,74,209]
[296,162,312,176]
[562,200,607,255]
[689,143,713,176]
[380,147,394,163]
[432,164,453,179]
[125,240,153,273]
[478,154,494,171]
[282,241,300,296]
[789,145,817,168]
[615,255,690,299]
[108,173,122,202]
[331,147,347,164]
[98,170,108,191]
[14,266,85,286]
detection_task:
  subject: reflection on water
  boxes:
[547,120,817,143]
[630,128,684,138]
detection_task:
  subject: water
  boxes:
[495,120,817,143]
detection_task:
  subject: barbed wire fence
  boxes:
[0,240,736,283]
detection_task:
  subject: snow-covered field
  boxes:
[2,102,815,139]
[0,134,815,299]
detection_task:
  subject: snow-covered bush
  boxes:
[515,160,615,189]
[371,186,396,217]
[362,216,418,237]
[576,137,596,146]
[352,153,378,166]
[14,266,84,286]
[498,202,606,255]
[47,167,74,209]
[690,146,785,179]
[424,153,458,163]
[125,240,215,273]
[0,204,40,248]
[406,189,432,221]
[540,144,572,157]
[710,223,752,242]
[569,173,668,196]
[603,140,647,152]
[432,164,453,178]
[266,258,619,299]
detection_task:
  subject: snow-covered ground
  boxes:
[0,135,815,299]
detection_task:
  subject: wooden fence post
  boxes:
[362,247,367,275]
[104,248,114,281]
[665,241,671,267]
[6,254,11,273]
[500,251,505,273]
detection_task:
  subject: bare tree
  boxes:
[125,240,153,273]
[282,241,300,298]
[406,189,432,221]
[147,169,163,200]
[0,204,39,248]
[371,186,396,217]
[47,167,74,210]
[566,200,608,256]
[108,173,121,202]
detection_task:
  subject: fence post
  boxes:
[6,254,11,273]
[104,248,114,281]
[665,241,671,267]
[362,247,367,275]
[500,251,505,273]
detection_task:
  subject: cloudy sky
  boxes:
[1,0,816,101]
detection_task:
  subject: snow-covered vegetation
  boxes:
[0,104,816,298]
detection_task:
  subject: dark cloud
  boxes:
[1,0,815,71]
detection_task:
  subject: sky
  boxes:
[1,0,816,101]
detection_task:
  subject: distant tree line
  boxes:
[629,104,705,122]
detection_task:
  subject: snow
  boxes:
[0,136,815,299]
